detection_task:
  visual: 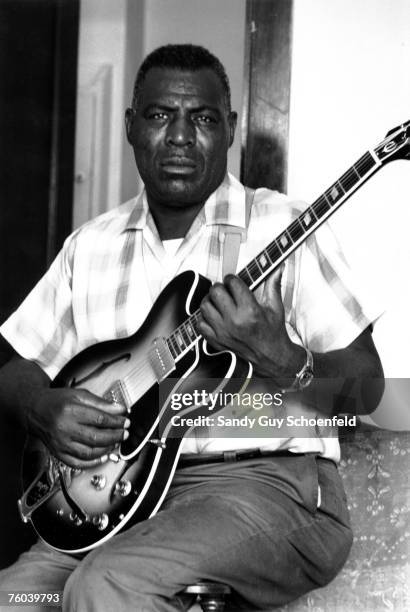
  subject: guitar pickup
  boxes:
[148,337,175,382]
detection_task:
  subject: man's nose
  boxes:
[166,116,195,147]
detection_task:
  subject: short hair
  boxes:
[132,44,231,111]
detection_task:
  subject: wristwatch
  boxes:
[285,346,314,392]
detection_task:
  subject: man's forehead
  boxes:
[139,67,226,107]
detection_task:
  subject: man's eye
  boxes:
[148,112,168,120]
[195,115,216,124]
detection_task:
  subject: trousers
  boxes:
[0,455,352,611]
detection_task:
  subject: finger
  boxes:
[70,425,129,448]
[270,265,285,311]
[67,441,114,462]
[200,297,224,330]
[74,405,130,430]
[73,388,118,412]
[99,400,128,415]
[223,274,257,308]
[207,282,235,316]
[58,451,111,470]
[198,319,225,350]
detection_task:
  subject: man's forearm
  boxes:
[254,328,385,416]
[0,356,51,429]
[308,344,384,416]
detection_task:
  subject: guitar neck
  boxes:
[238,149,381,291]
[166,148,383,361]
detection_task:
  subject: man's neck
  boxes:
[147,198,205,240]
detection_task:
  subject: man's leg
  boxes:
[63,456,352,612]
[0,540,79,611]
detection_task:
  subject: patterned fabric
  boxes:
[275,424,410,612]
[0,173,380,457]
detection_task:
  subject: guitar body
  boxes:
[19,271,251,554]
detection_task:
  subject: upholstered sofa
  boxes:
[279,424,410,612]
[189,424,410,612]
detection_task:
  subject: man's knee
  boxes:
[63,545,164,609]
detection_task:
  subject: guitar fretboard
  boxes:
[166,150,379,361]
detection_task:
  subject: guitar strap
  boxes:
[220,187,255,278]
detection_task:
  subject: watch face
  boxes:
[299,369,314,388]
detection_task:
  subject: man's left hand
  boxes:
[198,271,304,379]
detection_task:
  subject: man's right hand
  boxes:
[27,387,130,468]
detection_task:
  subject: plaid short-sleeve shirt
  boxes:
[1,173,380,459]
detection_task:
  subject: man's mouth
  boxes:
[160,157,197,175]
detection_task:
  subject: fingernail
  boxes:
[124,418,131,429]
[100,454,108,464]
[123,430,130,441]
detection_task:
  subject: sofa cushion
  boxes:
[278,425,410,611]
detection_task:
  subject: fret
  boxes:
[185,320,198,340]
[241,265,257,285]
[191,316,201,337]
[288,218,305,242]
[174,329,186,351]
[326,183,343,205]
[339,170,357,192]
[355,151,376,177]
[253,256,264,274]
[336,179,346,194]
[299,207,317,230]
[256,249,272,272]
[312,195,331,219]
[168,335,179,357]
[167,338,178,360]
[277,230,293,253]
[246,262,262,281]
[351,164,361,180]
[169,334,182,357]
[266,242,283,265]
[179,324,191,346]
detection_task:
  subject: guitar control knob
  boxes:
[69,511,83,526]
[92,512,109,531]
[114,479,132,497]
[91,474,107,490]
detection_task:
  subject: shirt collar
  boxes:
[123,190,149,231]
[204,172,246,229]
[123,172,246,232]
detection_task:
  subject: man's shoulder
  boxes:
[250,186,307,222]
[73,198,139,238]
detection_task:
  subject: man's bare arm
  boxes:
[0,337,129,467]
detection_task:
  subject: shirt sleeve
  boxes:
[0,233,79,380]
[291,222,383,352]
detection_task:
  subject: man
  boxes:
[0,44,383,611]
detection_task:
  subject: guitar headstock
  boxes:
[374,120,410,164]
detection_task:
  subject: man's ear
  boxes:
[125,108,135,144]
[228,111,238,148]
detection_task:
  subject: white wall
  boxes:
[288,0,410,427]
[142,0,246,179]
[77,0,128,209]
[121,0,146,202]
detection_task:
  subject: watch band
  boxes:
[283,347,314,392]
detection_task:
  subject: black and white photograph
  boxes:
[0,1,409,610]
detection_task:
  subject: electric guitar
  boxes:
[19,121,410,554]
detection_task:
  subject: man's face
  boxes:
[126,67,237,207]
